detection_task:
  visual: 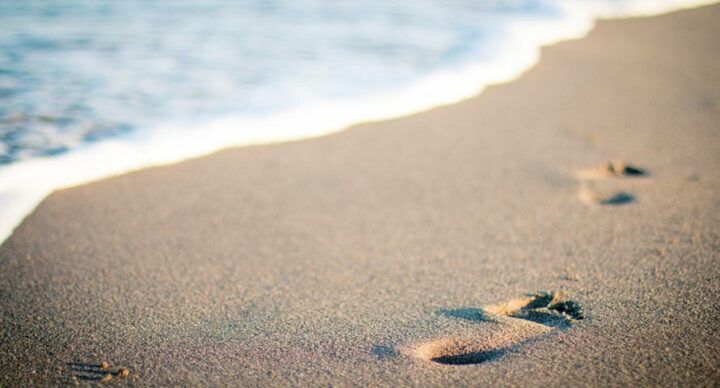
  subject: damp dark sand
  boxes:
[1,4,720,386]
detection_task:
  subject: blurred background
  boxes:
[0,0,569,164]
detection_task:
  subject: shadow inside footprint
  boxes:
[548,299,584,320]
[520,310,575,328]
[620,165,647,176]
[62,363,113,383]
[592,161,649,178]
[437,308,492,323]
[605,161,648,177]
[599,192,635,205]
[507,291,584,328]
[431,349,505,365]
[62,362,130,384]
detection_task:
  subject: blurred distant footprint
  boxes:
[401,291,583,365]
[576,160,648,206]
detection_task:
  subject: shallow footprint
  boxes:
[401,291,583,365]
[576,160,648,205]
[577,160,648,180]
[578,181,635,206]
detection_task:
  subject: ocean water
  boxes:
[0,0,713,241]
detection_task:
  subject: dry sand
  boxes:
[2,4,720,386]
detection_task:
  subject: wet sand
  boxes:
[1,4,719,386]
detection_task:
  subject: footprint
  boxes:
[577,160,648,180]
[576,160,648,205]
[578,181,636,205]
[60,362,130,384]
[398,291,583,365]
[485,290,583,325]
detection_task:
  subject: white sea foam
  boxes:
[0,0,715,244]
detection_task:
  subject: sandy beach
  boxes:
[1,4,719,386]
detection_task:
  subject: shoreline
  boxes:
[2,4,720,386]
[0,0,716,246]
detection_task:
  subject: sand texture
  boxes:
[1,5,720,386]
